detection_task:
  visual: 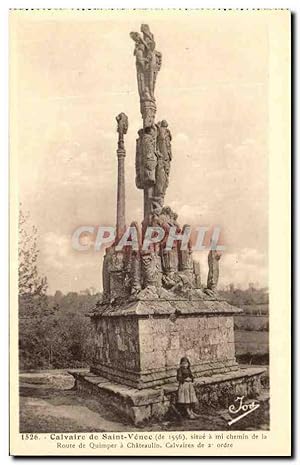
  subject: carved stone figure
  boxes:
[140,24,162,100]
[143,125,157,185]
[135,129,144,189]
[154,206,180,235]
[179,250,194,283]
[102,248,112,303]
[129,252,141,292]
[128,222,142,295]
[152,120,172,207]
[141,100,156,128]
[161,249,179,274]
[157,207,180,277]
[157,120,172,182]
[130,32,148,101]
[149,195,164,217]
[136,124,173,217]
[130,25,162,104]
[178,224,193,272]
[141,252,160,288]
[162,271,193,295]
[109,250,130,301]
[154,150,167,200]
[116,112,128,150]
[130,28,172,219]
[193,260,201,288]
[207,250,221,290]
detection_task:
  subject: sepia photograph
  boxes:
[9,8,291,456]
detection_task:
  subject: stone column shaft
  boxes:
[116,148,126,242]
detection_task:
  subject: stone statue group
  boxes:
[130,24,162,103]
[135,119,172,216]
[130,25,172,219]
[101,24,221,304]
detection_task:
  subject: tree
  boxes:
[18,206,53,369]
[18,206,49,316]
[18,207,95,370]
[19,207,48,296]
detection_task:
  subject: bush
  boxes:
[19,301,96,371]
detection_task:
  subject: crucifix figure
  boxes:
[130,24,162,104]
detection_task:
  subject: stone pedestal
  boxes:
[71,367,267,425]
[89,298,242,389]
[75,298,267,425]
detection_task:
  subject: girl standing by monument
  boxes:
[177,357,199,419]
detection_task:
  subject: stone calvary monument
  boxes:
[73,25,265,425]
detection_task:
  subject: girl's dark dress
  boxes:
[177,366,197,404]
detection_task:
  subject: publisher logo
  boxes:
[228,396,260,426]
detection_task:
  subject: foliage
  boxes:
[18,207,49,316]
[19,305,96,370]
[18,206,98,371]
[220,286,269,307]
[19,207,48,297]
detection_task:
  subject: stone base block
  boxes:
[90,358,239,389]
[90,305,242,389]
[71,367,266,426]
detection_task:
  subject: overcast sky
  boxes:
[13,10,269,294]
